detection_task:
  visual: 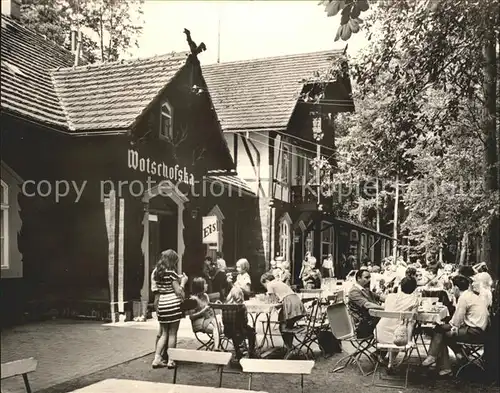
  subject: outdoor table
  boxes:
[413,306,450,358]
[416,306,449,323]
[244,299,280,350]
[69,379,268,393]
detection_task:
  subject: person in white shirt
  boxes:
[322,254,335,278]
[422,275,489,376]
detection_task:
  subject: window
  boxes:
[160,101,173,139]
[279,214,292,262]
[1,180,9,269]
[304,226,314,255]
[321,221,334,261]
[385,239,392,258]
[369,235,375,262]
[281,145,290,184]
[360,233,367,261]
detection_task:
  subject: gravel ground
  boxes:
[35,339,497,393]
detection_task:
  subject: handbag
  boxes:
[393,318,409,346]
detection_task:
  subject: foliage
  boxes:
[20,0,144,63]
[318,0,499,267]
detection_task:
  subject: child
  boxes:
[260,272,305,355]
[223,287,257,360]
[230,258,252,298]
[279,261,292,286]
[152,249,188,369]
[187,277,220,349]
[272,257,284,280]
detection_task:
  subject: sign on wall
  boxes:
[202,216,219,244]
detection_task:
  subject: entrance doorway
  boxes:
[147,195,178,303]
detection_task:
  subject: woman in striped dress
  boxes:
[152,249,188,369]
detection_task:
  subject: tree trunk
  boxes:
[481,30,499,278]
[392,175,399,258]
[100,18,104,62]
[459,232,468,266]
[376,179,380,232]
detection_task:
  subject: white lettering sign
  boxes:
[202,216,219,244]
[127,149,195,186]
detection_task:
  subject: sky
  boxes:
[126,0,370,65]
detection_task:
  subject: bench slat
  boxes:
[168,349,231,366]
[1,358,38,379]
[240,359,314,375]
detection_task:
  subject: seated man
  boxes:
[422,275,489,376]
[348,269,385,339]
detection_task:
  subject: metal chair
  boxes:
[455,342,485,377]
[369,310,417,389]
[326,302,376,376]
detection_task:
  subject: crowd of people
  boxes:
[149,250,305,369]
[148,247,496,378]
[347,258,494,376]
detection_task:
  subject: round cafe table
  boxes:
[244,299,280,351]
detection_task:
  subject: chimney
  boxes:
[1,0,21,20]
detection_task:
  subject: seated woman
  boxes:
[375,277,419,369]
[260,272,306,356]
[186,277,220,349]
[222,287,257,361]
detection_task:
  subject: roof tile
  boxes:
[51,53,189,131]
[202,50,343,132]
[1,15,75,127]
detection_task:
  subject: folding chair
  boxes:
[369,310,417,389]
[210,303,249,358]
[240,359,314,393]
[1,358,38,393]
[455,342,485,377]
[326,302,376,376]
[292,295,329,359]
[167,348,232,387]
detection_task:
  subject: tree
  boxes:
[20,0,144,63]
[320,0,499,275]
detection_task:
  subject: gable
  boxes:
[202,50,346,132]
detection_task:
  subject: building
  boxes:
[1,9,234,323]
[203,51,394,284]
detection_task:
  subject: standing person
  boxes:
[216,251,227,271]
[152,249,188,369]
[322,254,335,278]
[260,273,306,356]
[210,259,229,300]
[203,256,214,293]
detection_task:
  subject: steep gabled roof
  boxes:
[202,50,344,132]
[1,15,191,132]
[0,15,74,127]
[51,52,189,131]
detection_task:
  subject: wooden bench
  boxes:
[167,348,232,387]
[239,359,314,393]
[1,357,38,393]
